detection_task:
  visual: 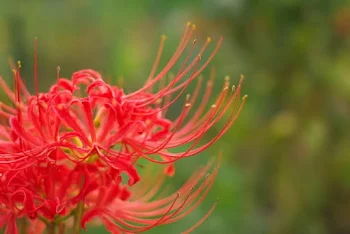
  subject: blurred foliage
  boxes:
[0,0,350,233]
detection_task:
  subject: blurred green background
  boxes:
[0,0,350,233]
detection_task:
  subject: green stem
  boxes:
[73,170,86,234]
[73,200,85,234]
[38,215,49,225]
[55,209,76,224]
[47,223,56,234]
[58,223,66,234]
[19,218,27,234]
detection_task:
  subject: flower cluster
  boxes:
[0,23,246,234]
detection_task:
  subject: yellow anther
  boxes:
[192,24,196,30]
[232,85,236,92]
[187,22,191,26]
[223,76,230,90]
[12,69,16,75]
[240,74,245,83]
[161,34,167,41]
[17,61,21,68]
[193,39,197,44]
[243,94,248,100]
[186,94,191,101]
[94,120,101,128]
[207,37,212,42]
[211,104,217,108]
[156,98,162,104]
[197,54,202,60]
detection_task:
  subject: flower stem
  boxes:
[73,200,85,234]
[73,169,86,234]
[58,223,66,234]
[47,223,56,234]
[19,218,27,234]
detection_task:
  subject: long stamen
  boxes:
[34,37,39,97]
[57,66,61,81]
[146,34,167,84]
[126,23,195,98]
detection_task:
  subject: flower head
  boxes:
[0,23,246,174]
[0,23,246,233]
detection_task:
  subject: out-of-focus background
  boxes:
[0,0,349,234]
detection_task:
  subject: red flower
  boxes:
[0,23,246,233]
[0,23,246,176]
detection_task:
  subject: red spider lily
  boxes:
[0,23,247,233]
[0,23,246,176]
